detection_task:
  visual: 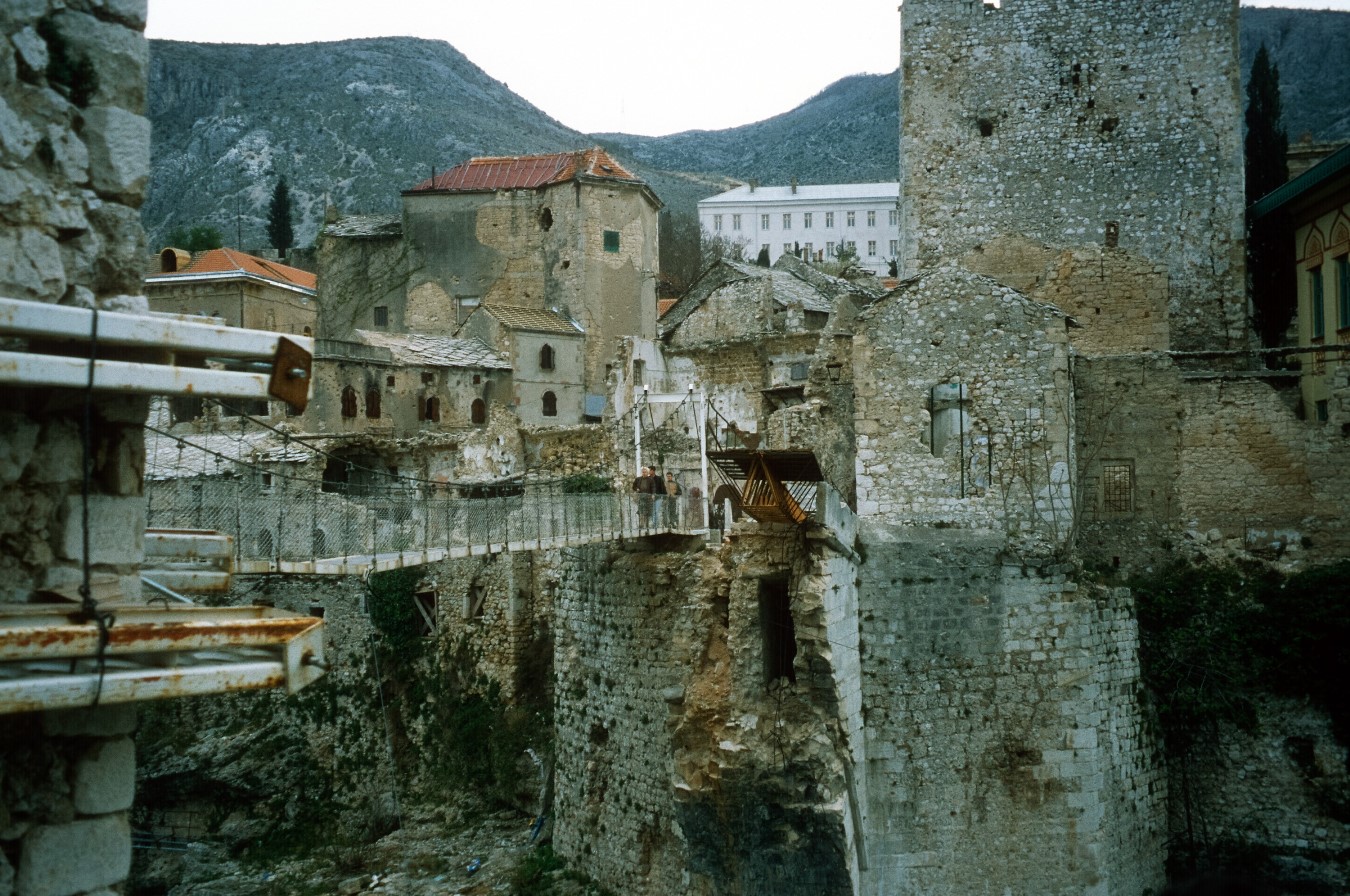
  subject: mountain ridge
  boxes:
[144,7,1350,251]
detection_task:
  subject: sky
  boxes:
[146,0,1350,138]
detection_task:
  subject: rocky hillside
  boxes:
[144,7,1350,250]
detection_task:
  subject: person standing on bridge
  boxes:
[664,472,682,528]
[634,466,659,531]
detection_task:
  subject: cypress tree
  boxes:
[267,176,295,257]
[1245,45,1294,348]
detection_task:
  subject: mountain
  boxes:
[144,8,1350,251]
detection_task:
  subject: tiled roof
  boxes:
[354,330,511,370]
[658,298,678,317]
[322,214,403,239]
[407,147,642,193]
[480,304,584,335]
[147,248,317,292]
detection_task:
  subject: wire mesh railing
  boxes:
[146,476,706,571]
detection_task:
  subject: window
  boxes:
[803,242,813,259]
[758,577,796,685]
[868,240,877,256]
[732,214,741,231]
[539,343,555,371]
[889,209,898,226]
[1311,266,1325,339]
[846,211,856,227]
[1338,255,1349,329]
[803,212,812,229]
[846,240,856,253]
[782,213,792,229]
[790,362,808,381]
[826,241,835,257]
[169,395,203,424]
[1316,399,1330,422]
[471,398,486,425]
[542,391,557,417]
[539,207,553,230]
[365,388,381,419]
[373,305,389,328]
[713,214,723,232]
[421,371,434,385]
[603,230,620,252]
[783,243,793,255]
[761,213,770,229]
[890,239,899,257]
[386,375,396,388]
[421,396,440,422]
[825,212,834,228]
[256,529,274,556]
[341,386,357,418]
[867,210,876,227]
[413,591,438,636]
[1101,463,1133,514]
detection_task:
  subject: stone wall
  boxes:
[854,527,1167,896]
[898,0,1246,351]
[852,266,1075,555]
[2,2,152,893]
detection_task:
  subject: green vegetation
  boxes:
[267,176,295,255]
[509,845,617,896]
[1244,44,1294,348]
[165,224,224,252]
[560,472,613,494]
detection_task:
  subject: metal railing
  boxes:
[146,477,707,574]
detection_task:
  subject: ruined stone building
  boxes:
[698,182,900,275]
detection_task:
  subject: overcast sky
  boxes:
[146,0,1349,137]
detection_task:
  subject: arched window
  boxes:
[422,396,440,422]
[542,391,557,417]
[366,388,381,419]
[539,343,555,371]
[471,398,486,425]
[341,386,357,418]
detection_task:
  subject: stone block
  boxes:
[58,494,144,565]
[14,815,130,896]
[0,413,41,484]
[41,704,136,737]
[0,229,65,302]
[80,106,149,204]
[72,737,134,815]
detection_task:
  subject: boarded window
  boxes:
[414,591,438,635]
[758,577,796,685]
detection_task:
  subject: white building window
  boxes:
[846,211,856,227]
[783,243,793,255]
[732,214,741,231]
[782,213,792,229]
[846,240,856,252]
[803,212,812,229]
[761,213,770,229]
[889,239,898,256]
[826,241,835,257]
[713,214,723,232]
[868,240,877,256]
[825,212,834,228]
[867,210,876,227]
[804,242,813,258]
[889,209,898,226]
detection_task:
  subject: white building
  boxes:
[697,182,901,276]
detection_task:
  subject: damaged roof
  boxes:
[659,259,838,336]
[322,214,403,239]
[354,330,512,369]
[477,304,584,336]
[406,147,644,194]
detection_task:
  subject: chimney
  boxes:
[749,179,757,193]
[791,177,798,194]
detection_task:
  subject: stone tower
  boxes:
[897,0,1247,351]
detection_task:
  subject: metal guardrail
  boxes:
[146,478,708,575]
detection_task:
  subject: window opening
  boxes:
[422,396,441,422]
[365,388,381,419]
[759,577,796,685]
[1315,399,1329,422]
[464,584,486,619]
[256,529,274,556]
[386,375,396,388]
[471,398,486,425]
[1101,463,1133,514]
[542,391,557,417]
[414,590,438,635]
[603,230,620,252]
[1311,266,1325,339]
[540,343,555,370]
[341,386,357,418]
[540,207,553,230]
[1338,255,1349,329]
[373,305,389,328]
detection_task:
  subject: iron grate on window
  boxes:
[1102,463,1133,514]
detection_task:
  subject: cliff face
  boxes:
[144,9,1350,251]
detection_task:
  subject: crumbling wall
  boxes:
[854,528,1167,896]
[898,0,1246,351]
[315,226,414,339]
[852,267,1074,554]
[1,1,153,891]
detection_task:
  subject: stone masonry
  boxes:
[2,2,151,893]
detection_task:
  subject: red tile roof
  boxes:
[408,147,641,193]
[148,248,317,292]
